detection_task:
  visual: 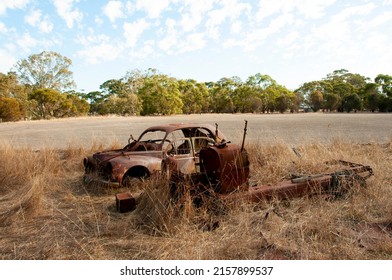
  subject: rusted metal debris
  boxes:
[219,160,373,203]
[116,192,136,213]
[83,123,226,188]
[82,122,373,213]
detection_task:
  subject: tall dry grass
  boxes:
[0,138,391,260]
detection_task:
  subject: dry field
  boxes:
[0,113,392,260]
[1,113,392,149]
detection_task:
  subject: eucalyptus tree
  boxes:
[13,51,76,91]
[0,72,28,119]
[207,77,238,113]
[138,71,183,115]
[375,74,392,111]
[178,79,210,114]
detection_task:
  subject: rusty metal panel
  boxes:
[200,144,249,194]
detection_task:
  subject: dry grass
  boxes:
[0,138,391,260]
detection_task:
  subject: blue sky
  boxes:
[0,0,391,93]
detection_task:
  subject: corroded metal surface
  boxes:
[83,123,224,188]
[220,161,373,202]
[85,122,373,213]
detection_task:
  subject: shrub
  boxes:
[0,97,21,122]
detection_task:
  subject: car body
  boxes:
[83,123,226,187]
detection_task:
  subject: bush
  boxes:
[0,97,21,122]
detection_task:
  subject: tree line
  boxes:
[1,51,391,122]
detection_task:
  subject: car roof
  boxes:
[142,123,226,139]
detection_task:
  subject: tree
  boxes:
[0,72,28,118]
[232,84,262,113]
[342,93,363,112]
[13,51,76,91]
[309,90,324,112]
[138,72,183,115]
[324,93,341,112]
[28,88,73,119]
[290,91,304,112]
[260,84,282,113]
[207,78,236,113]
[246,73,276,90]
[65,92,90,116]
[178,79,210,114]
[105,94,141,115]
[375,74,392,97]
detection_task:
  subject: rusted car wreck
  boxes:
[83,123,226,188]
[83,122,373,212]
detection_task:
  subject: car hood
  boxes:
[92,149,125,164]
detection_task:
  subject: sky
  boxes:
[0,0,391,93]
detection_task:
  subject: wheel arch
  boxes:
[121,165,150,185]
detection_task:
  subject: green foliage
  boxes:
[0,97,21,121]
[0,72,28,118]
[379,94,392,112]
[105,94,141,115]
[295,69,387,112]
[29,88,72,119]
[13,51,76,91]
[342,93,362,112]
[324,93,341,112]
[87,73,143,116]
[65,92,90,116]
[28,88,88,119]
[309,90,324,112]
[375,74,392,97]
[2,51,392,120]
[178,79,210,114]
[207,78,235,113]
[139,72,183,115]
[232,84,261,113]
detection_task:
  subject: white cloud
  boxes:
[95,16,103,26]
[102,0,124,23]
[123,19,150,47]
[0,48,16,72]
[0,22,7,33]
[135,0,171,18]
[331,2,376,22]
[158,19,178,54]
[206,0,251,38]
[306,2,377,55]
[178,32,206,53]
[180,0,216,32]
[231,20,242,34]
[78,43,122,64]
[16,32,38,53]
[53,0,83,28]
[25,9,41,26]
[77,33,123,64]
[357,11,392,32]
[129,40,155,58]
[256,0,337,21]
[224,12,294,51]
[277,31,299,47]
[296,0,337,19]
[24,9,53,33]
[0,0,30,15]
[255,0,289,21]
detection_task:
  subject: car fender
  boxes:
[108,155,162,183]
